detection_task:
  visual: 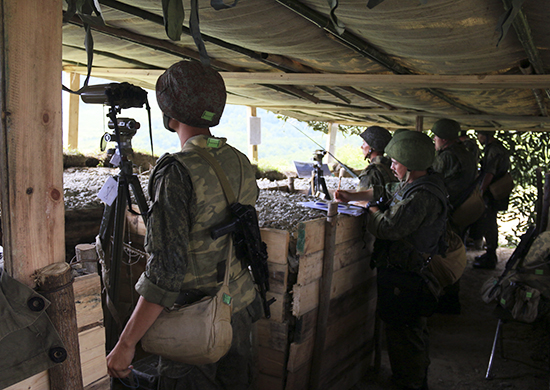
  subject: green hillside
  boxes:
[62,77,366,172]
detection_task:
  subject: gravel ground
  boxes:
[63,168,358,232]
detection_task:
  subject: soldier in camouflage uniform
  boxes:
[471,131,512,269]
[356,126,397,192]
[107,61,261,390]
[431,119,477,216]
[335,131,447,390]
[431,119,477,314]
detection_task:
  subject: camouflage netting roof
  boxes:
[62,0,550,131]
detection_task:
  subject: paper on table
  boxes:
[298,201,365,216]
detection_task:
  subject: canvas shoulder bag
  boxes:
[489,171,514,200]
[141,143,243,365]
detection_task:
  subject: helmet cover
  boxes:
[431,118,461,140]
[385,131,435,171]
[156,61,226,128]
[359,126,392,152]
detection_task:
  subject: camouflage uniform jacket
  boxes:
[368,173,448,272]
[432,141,477,209]
[135,135,258,314]
[357,155,397,198]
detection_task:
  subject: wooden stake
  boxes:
[309,202,338,390]
[35,262,84,390]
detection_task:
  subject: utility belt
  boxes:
[174,266,248,306]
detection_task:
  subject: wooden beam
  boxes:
[67,72,80,149]
[61,67,550,90]
[220,73,550,89]
[1,0,65,285]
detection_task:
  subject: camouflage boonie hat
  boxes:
[385,130,435,171]
[431,118,461,140]
[359,126,392,152]
[156,61,226,128]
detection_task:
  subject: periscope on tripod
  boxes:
[78,81,151,208]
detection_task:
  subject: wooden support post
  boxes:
[308,202,339,390]
[325,122,338,165]
[1,1,66,387]
[416,116,424,132]
[35,262,84,390]
[0,1,65,284]
[67,72,80,150]
[247,106,259,163]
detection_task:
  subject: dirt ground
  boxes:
[357,246,550,390]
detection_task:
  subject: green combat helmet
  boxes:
[385,131,435,171]
[359,126,392,152]
[431,118,461,140]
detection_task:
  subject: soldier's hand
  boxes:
[334,190,351,203]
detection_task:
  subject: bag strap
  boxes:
[183,142,246,286]
[183,143,238,205]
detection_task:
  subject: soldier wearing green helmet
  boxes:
[107,61,262,389]
[430,119,478,315]
[356,126,397,191]
[431,118,477,214]
[335,130,448,390]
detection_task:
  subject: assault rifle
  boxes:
[211,203,275,319]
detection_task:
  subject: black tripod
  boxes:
[308,149,331,200]
[98,107,149,352]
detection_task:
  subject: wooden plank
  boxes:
[292,259,374,317]
[67,72,80,149]
[285,362,309,390]
[266,292,288,323]
[288,322,374,375]
[294,280,376,343]
[324,353,373,390]
[4,371,48,390]
[1,0,64,286]
[334,215,366,244]
[79,326,107,387]
[287,304,375,373]
[255,373,285,390]
[296,218,325,255]
[258,347,286,378]
[257,319,289,352]
[268,262,288,294]
[63,68,550,90]
[5,326,107,390]
[74,273,103,331]
[261,228,290,265]
[296,239,371,286]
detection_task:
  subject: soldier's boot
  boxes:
[473,251,497,269]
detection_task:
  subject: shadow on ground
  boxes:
[354,247,549,390]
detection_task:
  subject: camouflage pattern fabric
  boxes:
[136,135,258,313]
[135,135,259,377]
[432,141,477,208]
[356,155,397,193]
[368,173,448,268]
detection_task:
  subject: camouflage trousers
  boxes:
[385,317,430,390]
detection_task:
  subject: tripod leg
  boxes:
[485,319,503,380]
[320,177,331,200]
[104,179,129,351]
[128,175,149,225]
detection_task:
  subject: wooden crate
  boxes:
[255,214,377,390]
